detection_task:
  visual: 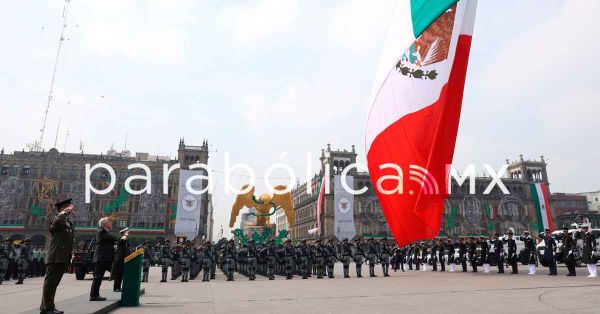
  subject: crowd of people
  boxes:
[0,239,47,285]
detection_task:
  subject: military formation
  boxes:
[2,225,598,289]
[136,236,397,282]
[1,238,47,285]
[131,225,600,282]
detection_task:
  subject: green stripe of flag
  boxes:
[529,183,544,234]
[410,0,459,38]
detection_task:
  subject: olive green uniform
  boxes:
[40,211,74,313]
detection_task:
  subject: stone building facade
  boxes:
[291,145,573,241]
[0,139,210,245]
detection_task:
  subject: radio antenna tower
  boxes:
[34,0,72,151]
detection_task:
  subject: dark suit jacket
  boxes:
[93,228,117,263]
[114,237,128,262]
[45,212,75,264]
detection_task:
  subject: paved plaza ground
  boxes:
[3,265,600,314]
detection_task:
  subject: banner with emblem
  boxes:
[174,170,202,240]
[334,175,356,240]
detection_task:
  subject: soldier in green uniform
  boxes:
[312,239,325,278]
[202,241,215,282]
[159,239,172,282]
[339,238,352,278]
[324,239,336,278]
[282,239,295,279]
[180,241,193,282]
[0,239,14,285]
[39,198,75,314]
[246,240,258,280]
[222,239,237,281]
[352,238,365,277]
[379,238,391,277]
[264,240,276,280]
[141,242,151,282]
[297,240,311,279]
[16,238,32,284]
[366,238,379,277]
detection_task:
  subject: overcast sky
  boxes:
[1,0,599,239]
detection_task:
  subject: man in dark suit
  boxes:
[89,217,119,301]
[40,198,75,314]
[112,228,129,292]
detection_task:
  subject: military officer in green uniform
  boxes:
[39,198,75,314]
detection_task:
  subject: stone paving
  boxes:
[3,264,599,314]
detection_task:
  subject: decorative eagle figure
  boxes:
[229,184,295,228]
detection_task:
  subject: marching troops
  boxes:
[7,224,594,287]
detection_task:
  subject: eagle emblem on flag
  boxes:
[396,5,456,80]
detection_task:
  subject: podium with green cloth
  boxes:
[121,248,144,307]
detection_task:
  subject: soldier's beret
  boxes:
[228,239,234,243]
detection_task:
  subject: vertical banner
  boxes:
[334,175,356,240]
[175,170,202,240]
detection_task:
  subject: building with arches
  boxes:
[0,139,210,245]
[291,145,584,241]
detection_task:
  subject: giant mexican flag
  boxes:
[366,0,477,246]
[530,182,555,233]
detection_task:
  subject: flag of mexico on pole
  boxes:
[366,0,477,246]
[530,182,555,233]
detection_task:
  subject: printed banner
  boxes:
[334,175,356,240]
[174,170,203,240]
